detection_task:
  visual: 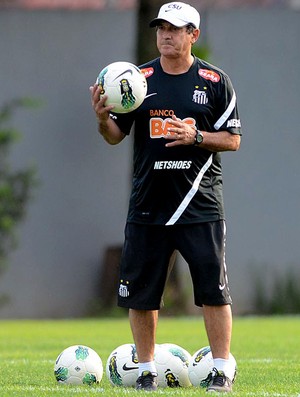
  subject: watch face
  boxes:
[196,131,203,143]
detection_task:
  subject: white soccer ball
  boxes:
[188,346,237,388]
[106,343,139,387]
[54,345,103,385]
[96,61,147,113]
[160,343,191,368]
[154,344,191,388]
[188,346,214,388]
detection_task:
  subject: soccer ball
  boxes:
[188,346,214,388]
[106,343,139,387]
[54,345,103,385]
[160,343,192,366]
[188,346,237,388]
[96,61,147,113]
[154,344,191,388]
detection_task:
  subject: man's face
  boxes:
[156,22,197,59]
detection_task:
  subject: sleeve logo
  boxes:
[199,69,220,83]
[227,119,241,128]
[141,67,154,78]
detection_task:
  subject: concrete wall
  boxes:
[0,9,136,317]
[0,8,299,317]
[206,9,300,312]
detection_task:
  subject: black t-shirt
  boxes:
[111,56,242,225]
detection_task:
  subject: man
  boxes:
[90,1,241,393]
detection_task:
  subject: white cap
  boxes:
[149,2,200,29]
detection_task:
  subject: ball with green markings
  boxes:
[54,345,103,385]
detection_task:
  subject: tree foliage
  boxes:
[0,98,38,273]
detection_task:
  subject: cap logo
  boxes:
[166,3,182,11]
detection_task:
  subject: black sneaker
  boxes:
[136,370,158,391]
[206,368,233,393]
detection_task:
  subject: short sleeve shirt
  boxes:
[111,56,242,225]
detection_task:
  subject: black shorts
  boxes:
[117,221,232,310]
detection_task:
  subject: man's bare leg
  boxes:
[129,309,158,363]
[202,304,232,359]
[203,304,236,391]
[129,309,158,390]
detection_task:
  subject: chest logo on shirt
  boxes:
[192,88,208,105]
[149,115,196,138]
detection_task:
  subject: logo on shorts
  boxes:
[118,280,130,297]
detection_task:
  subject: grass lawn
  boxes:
[0,316,299,396]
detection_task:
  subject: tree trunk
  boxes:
[136,0,165,65]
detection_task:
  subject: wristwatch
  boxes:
[194,129,204,145]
